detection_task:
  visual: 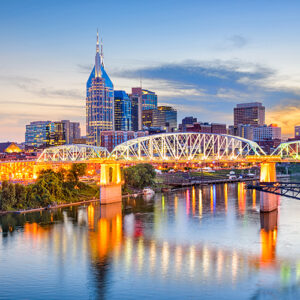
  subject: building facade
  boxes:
[100,130,148,152]
[253,124,281,141]
[131,87,157,111]
[114,90,131,131]
[228,124,254,140]
[295,126,300,140]
[130,94,142,131]
[25,120,81,148]
[179,116,198,131]
[25,121,54,148]
[86,32,114,146]
[234,102,265,126]
[142,106,177,132]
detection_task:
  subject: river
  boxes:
[1,182,300,299]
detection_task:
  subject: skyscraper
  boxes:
[234,102,265,126]
[86,31,114,146]
[114,90,131,131]
[25,120,81,148]
[142,106,177,132]
[130,87,157,131]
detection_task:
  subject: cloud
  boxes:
[77,64,93,74]
[226,35,248,49]
[0,100,84,109]
[0,75,84,100]
[115,60,300,136]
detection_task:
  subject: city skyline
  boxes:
[2,0,300,141]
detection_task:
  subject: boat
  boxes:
[143,188,155,196]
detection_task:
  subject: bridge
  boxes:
[1,132,300,207]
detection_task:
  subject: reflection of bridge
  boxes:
[1,132,300,184]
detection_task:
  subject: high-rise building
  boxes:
[295,126,300,140]
[228,124,254,140]
[234,102,265,126]
[179,116,198,131]
[253,124,281,141]
[142,106,177,132]
[154,106,177,132]
[25,120,81,148]
[86,31,114,146]
[131,87,157,110]
[69,122,81,143]
[25,121,54,148]
[114,90,131,131]
[130,94,142,131]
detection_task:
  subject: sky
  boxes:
[1,0,300,142]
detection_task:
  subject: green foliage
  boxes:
[123,163,156,189]
[67,163,87,183]
[0,163,97,211]
[0,182,16,211]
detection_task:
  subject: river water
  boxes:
[1,182,300,299]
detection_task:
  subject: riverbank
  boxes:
[157,172,290,188]
[0,191,146,216]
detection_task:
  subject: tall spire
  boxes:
[95,29,102,78]
[100,38,104,67]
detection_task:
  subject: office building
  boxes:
[142,106,177,132]
[86,31,114,146]
[179,116,198,131]
[156,106,177,132]
[131,87,157,110]
[25,120,81,148]
[228,124,254,140]
[130,93,142,131]
[295,126,300,140]
[130,87,157,132]
[114,90,131,131]
[25,121,54,148]
[234,102,265,126]
[253,124,281,142]
[100,130,148,152]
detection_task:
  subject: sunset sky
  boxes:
[1,0,300,142]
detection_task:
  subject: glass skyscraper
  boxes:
[114,90,131,131]
[25,121,54,148]
[131,87,157,110]
[86,31,114,146]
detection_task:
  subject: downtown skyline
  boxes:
[1,0,300,141]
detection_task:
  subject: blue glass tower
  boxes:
[86,31,114,146]
[114,90,132,131]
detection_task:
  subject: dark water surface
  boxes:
[1,182,300,299]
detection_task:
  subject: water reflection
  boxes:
[260,210,278,266]
[1,183,300,299]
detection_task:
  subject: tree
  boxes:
[0,183,16,210]
[123,163,156,189]
[67,163,87,184]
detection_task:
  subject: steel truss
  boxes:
[272,141,300,159]
[110,132,265,161]
[37,144,109,162]
[247,182,300,200]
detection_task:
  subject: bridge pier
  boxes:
[100,163,123,204]
[260,162,278,212]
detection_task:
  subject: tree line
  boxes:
[0,164,96,211]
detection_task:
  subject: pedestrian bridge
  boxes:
[37,144,109,162]
[109,132,266,161]
[2,133,300,185]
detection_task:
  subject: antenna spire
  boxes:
[95,29,101,77]
[101,38,104,66]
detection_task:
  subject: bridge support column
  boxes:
[260,162,278,212]
[100,163,123,204]
[260,162,276,182]
[260,192,279,212]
